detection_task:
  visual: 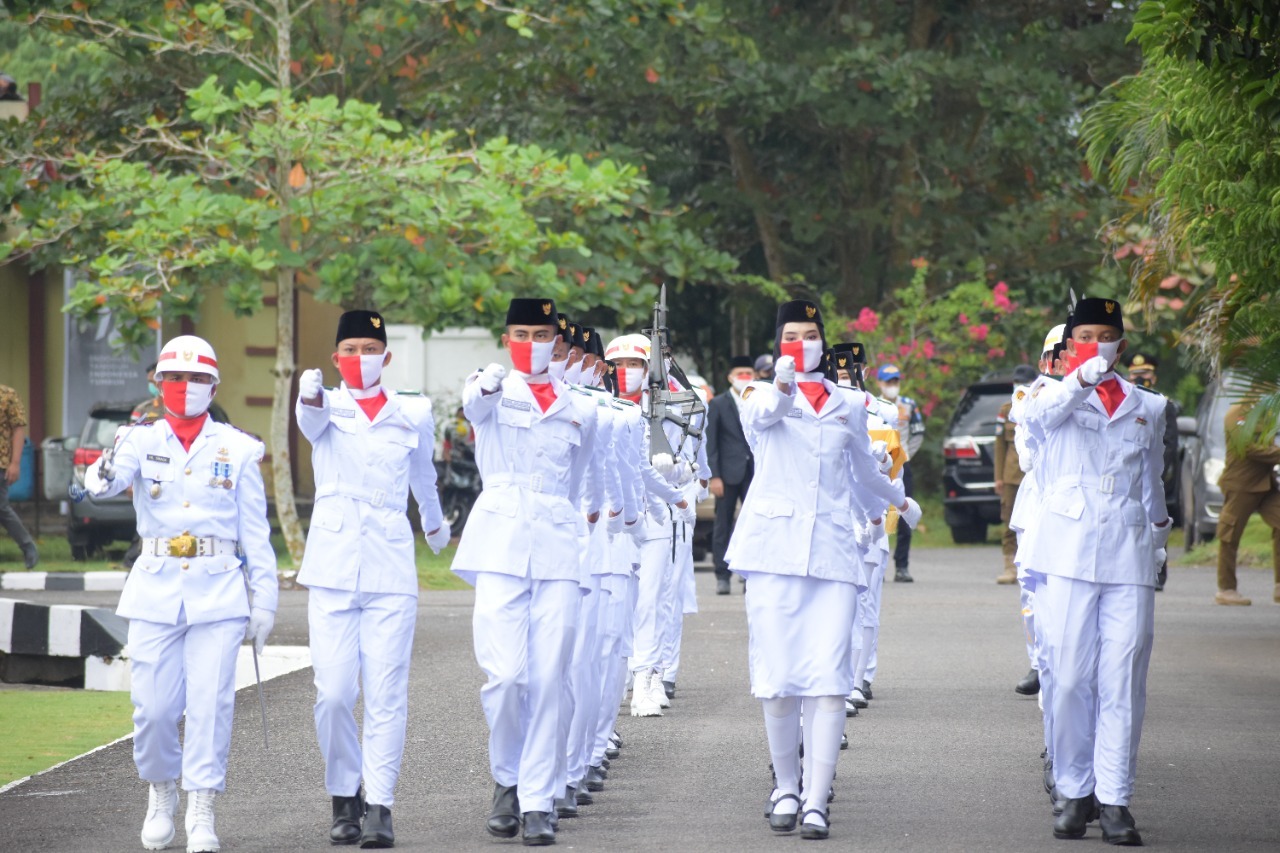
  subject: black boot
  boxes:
[1015,669,1041,695]
[359,804,394,849]
[894,566,913,583]
[1099,805,1143,846]
[486,783,521,839]
[1053,795,1099,840]
[662,680,676,700]
[584,765,606,792]
[522,811,556,846]
[554,786,579,819]
[861,680,873,701]
[574,787,594,806]
[1042,754,1064,815]
[330,790,365,845]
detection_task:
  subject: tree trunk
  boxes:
[721,122,788,282]
[887,1,940,285]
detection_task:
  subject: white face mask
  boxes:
[618,366,646,395]
[548,359,567,381]
[731,377,751,395]
[880,384,900,401]
[162,381,216,418]
[1096,340,1122,370]
[836,378,853,388]
[509,339,555,376]
[563,361,584,385]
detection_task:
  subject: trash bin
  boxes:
[41,436,74,502]
[10,438,35,502]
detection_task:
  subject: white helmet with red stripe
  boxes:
[156,335,220,383]
[604,333,651,363]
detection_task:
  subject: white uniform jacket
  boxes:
[86,419,277,625]
[726,377,904,582]
[1021,371,1170,586]
[295,386,443,596]
[451,373,598,582]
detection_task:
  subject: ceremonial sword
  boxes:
[240,566,270,750]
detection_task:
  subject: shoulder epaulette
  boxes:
[396,389,424,397]
[1134,384,1160,396]
[612,397,638,408]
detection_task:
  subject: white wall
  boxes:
[384,325,506,415]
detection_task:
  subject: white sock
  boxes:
[762,697,801,813]
[854,626,876,686]
[801,696,845,824]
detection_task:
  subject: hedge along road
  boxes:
[1,547,1277,852]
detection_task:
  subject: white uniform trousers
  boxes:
[1036,574,1154,805]
[473,573,579,813]
[590,575,627,766]
[565,576,605,786]
[128,612,246,791]
[853,550,887,687]
[659,521,695,683]
[631,527,677,673]
[309,587,417,806]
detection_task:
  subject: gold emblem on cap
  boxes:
[837,356,848,368]
[371,317,382,329]
[1133,355,1145,366]
[182,350,194,362]
[542,302,553,316]
[583,330,591,341]
[805,305,816,319]
[559,317,567,329]
[852,346,860,355]
[1105,301,1116,313]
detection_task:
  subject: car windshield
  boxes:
[82,411,134,448]
[950,387,1010,436]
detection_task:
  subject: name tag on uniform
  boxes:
[1136,417,1148,426]
[501,398,532,412]
[787,408,803,418]
[332,408,356,418]
[837,415,848,425]
[146,454,170,463]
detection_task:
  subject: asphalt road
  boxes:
[2,548,1278,851]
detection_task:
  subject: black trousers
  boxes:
[712,473,752,581]
[0,479,34,552]
[893,462,914,570]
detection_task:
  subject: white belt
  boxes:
[142,536,241,559]
[1058,474,1133,496]
[315,482,406,511]
[483,473,570,498]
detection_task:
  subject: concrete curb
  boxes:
[0,572,129,592]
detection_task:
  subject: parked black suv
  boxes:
[63,402,140,559]
[942,373,1017,544]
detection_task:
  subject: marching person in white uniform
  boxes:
[85,335,277,853]
[725,302,920,840]
[295,310,449,848]
[451,297,599,847]
[1021,298,1171,846]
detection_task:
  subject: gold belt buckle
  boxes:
[168,532,198,558]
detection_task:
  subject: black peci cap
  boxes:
[506,297,558,326]
[1070,297,1124,332]
[776,300,824,329]
[582,327,604,358]
[831,341,867,366]
[729,355,755,370]
[556,313,573,345]
[1012,364,1038,384]
[336,310,388,345]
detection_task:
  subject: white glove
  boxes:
[626,518,645,544]
[897,497,922,529]
[479,362,507,393]
[651,452,675,478]
[1154,548,1167,573]
[1151,521,1171,550]
[676,500,697,526]
[854,522,872,549]
[774,354,796,386]
[871,440,892,475]
[681,479,702,506]
[667,458,692,485]
[246,607,274,655]
[1076,355,1109,386]
[299,368,324,401]
[425,520,452,554]
[606,513,625,535]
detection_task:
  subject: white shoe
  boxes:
[185,789,220,853]
[629,671,662,717]
[141,780,178,850]
[652,673,671,709]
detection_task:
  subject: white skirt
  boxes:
[743,572,859,699]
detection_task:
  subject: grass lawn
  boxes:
[0,690,134,786]
[1178,512,1276,568]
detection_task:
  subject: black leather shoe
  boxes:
[893,567,913,583]
[1015,668,1041,695]
[1042,755,1064,815]
[605,745,620,760]
[600,758,610,770]
[768,793,800,832]
[330,790,365,845]
[716,577,731,595]
[861,680,873,701]
[522,811,555,846]
[662,680,676,699]
[486,784,521,839]
[1053,795,1099,839]
[575,787,594,806]
[554,786,578,819]
[358,804,393,849]
[799,809,830,840]
[584,765,606,792]
[1099,805,1142,846]
[839,733,848,750]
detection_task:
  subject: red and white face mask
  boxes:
[162,381,215,419]
[617,366,646,395]
[779,339,825,373]
[337,353,386,390]
[508,340,555,376]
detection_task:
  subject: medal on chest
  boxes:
[210,460,233,489]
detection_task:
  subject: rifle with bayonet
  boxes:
[643,283,706,462]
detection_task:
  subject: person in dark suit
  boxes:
[707,356,757,594]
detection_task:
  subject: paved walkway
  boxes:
[2,547,1277,851]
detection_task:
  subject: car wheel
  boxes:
[950,522,986,545]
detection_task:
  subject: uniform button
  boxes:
[181,561,189,570]
[536,450,544,457]
[808,481,817,488]
[185,467,192,475]
[183,501,191,508]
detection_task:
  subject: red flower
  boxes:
[968,323,990,342]
[986,346,1005,358]
[852,307,880,333]
[958,313,969,325]
[921,339,936,359]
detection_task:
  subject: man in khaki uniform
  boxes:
[994,366,1037,584]
[1214,401,1280,606]
[0,384,37,569]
